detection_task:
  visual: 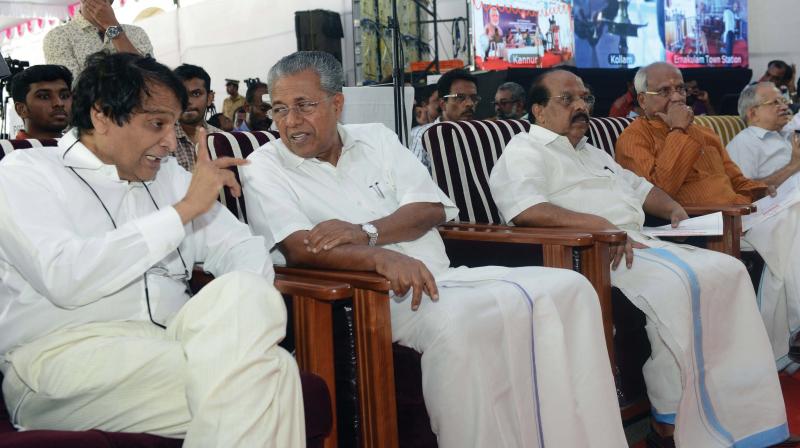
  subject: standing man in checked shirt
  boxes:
[44,0,152,80]
[172,64,222,172]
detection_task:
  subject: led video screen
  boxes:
[470,0,748,69]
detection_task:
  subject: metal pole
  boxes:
[433,0,440,72]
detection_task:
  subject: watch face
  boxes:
[362,223,378,234]
[106,26,121,39]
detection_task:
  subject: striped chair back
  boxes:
[422,119,530,224]
[206,130,280,222]
[586,117,635,157]
[0,139,59,161]
[693,115,746,147]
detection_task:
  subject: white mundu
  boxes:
[490,124,789,447]
[0,131,304,447]
[241,122,628,448]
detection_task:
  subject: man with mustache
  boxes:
[409,69,481,169]
[617,63,800,375]
[490,69,793,448]
[9,65,73,140]
[44,0,152,79]
[173,64,222,171]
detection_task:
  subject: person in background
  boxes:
[208,113,234,132]
[222,79,246,120]
[758,60,796,100]
[9,65,73,140]
[409,69,481,169]
[493,81,527,120]
[609,79,639,118]
[232,107,247,131]
[685,80,715,115]
[240,81,271,132]
[172,64,222,171]
[43,0,152,79]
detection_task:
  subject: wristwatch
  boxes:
[361,223,379,247]
[105,25,124,40]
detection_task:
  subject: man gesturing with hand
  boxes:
[242,51,629,448]
[0,52,304,447]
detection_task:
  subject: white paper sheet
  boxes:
[742,173,800,232]
[642,212,723,237]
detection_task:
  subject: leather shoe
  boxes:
[771,435,800,447]
[645,431,675,448]
[790,332,800,363]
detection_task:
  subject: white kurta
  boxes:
[490,124,789,447]
[0,130,303,447]
[241,122,627,448]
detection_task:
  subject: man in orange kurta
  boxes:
[616,62,769,205]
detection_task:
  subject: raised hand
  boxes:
[82,0,119,32]
[656,102,694,132]
[174,128,248,223]
[374,251,439,311]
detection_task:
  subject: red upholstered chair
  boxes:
[0,136,335,448]
[207,130,600,448]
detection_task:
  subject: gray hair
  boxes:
[267,51,344,94]
[633,62,681,94]
[496,82,526,102]
[738,82,775,124]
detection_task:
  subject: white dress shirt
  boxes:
[726,126,793,179]
[489,124,653,231]
[0,130,272,356]
[241,123,459,277]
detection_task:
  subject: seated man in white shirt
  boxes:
[0,52,304,447]
[241,51,628,448]
[408,69,480,170]
[727,82,800,187]
[489,69,792,448]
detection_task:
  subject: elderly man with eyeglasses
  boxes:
[490,69,794,448]
[242,51,630,448]
[408,69,482,169]
[617,63,800,372]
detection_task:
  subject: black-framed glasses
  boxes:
[644,85,688,98]
[268,94,335,121]
[443,93,482,104]
[547,93,596,107]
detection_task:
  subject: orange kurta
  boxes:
[615,117,767,205]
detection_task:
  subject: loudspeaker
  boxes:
[295,9,344,64]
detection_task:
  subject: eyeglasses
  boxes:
[443,93,482,104]
[547,93,596,107]
[644,85,688,98]
[268,95,335,121]
[756,97,791,108]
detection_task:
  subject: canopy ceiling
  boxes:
[0,1,73,32]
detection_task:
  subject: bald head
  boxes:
[635,62,688,119]
[634,62,682,95]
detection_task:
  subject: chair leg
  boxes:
[352,289,400,448]
[294,296,338,448]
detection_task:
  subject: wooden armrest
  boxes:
[441,221,626,244]
[683,204,755,216]
[438,222,594,246]
[275,266,391,292]
[190,267,352,300]
[274,274,352,301]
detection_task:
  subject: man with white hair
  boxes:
[242,50,628,448]
[617,62,800,373]
[491,68,792,448]
[727,82,800,187]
